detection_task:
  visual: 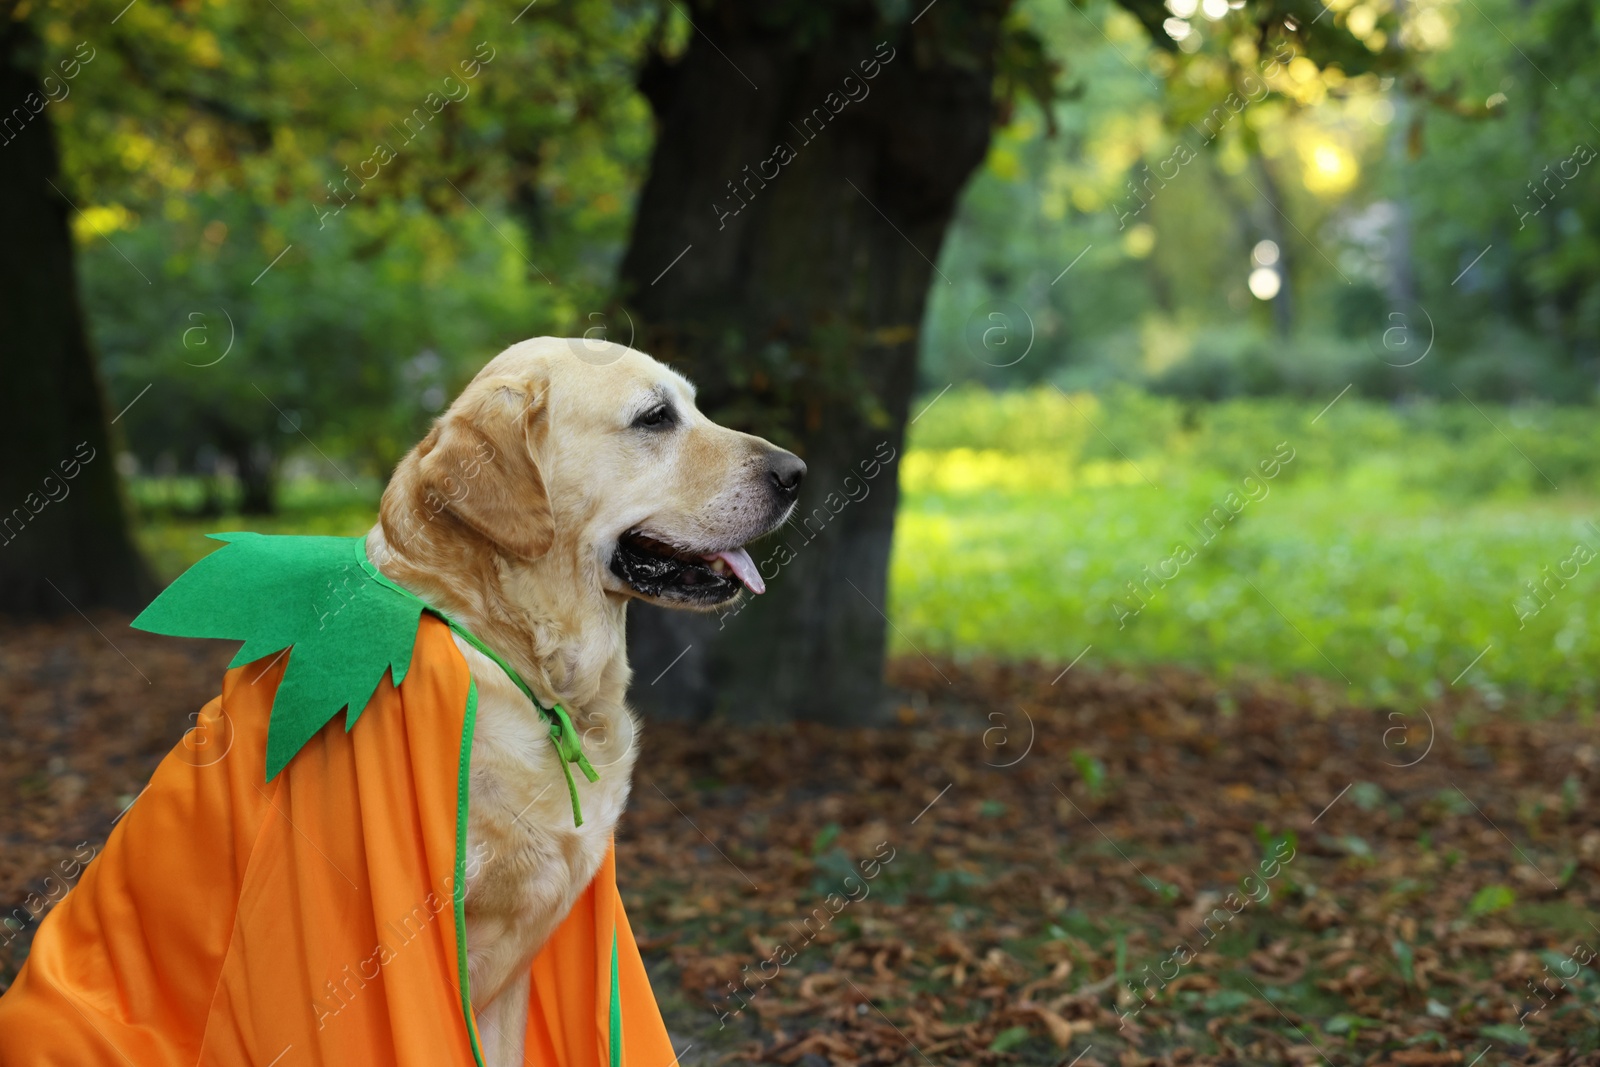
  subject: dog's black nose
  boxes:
[768,451,806,501]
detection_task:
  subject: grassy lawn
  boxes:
[132,477,382,582]
[891,388,1600,707]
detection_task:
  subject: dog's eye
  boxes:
[632,405,675,430]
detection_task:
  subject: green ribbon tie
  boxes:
[546,703,600,828]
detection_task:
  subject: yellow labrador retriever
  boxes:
[364,337,802,1063]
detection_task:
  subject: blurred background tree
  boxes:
[1,15,151,614]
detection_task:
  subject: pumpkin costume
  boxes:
[0,534,676,1067]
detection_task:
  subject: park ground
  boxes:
[2,623,1596,1064]
[3,389,1598,1063]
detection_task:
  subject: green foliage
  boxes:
[988,1025,1032,1051]
[1200,989,1254,1014]
[85,197,565,485]
[1326,1013,1385,1038]
[810,822,842,856]
[808,845,858,897]
[1480,1023,1531,1046]
[1255,826,1298,859]
[1348,782,1386,812]
[892,387,1600,702]
[1391,936,1416,985]
[29,0,652,509]
[1069,748,1109,798]
[924,0,1600,403]
[1467,884,1516,918]
[133,478,379,581]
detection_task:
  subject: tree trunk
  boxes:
[616,4,1009,723]
[213,426,278,516]
[0,21,154,616]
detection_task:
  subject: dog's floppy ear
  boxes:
[416,376,553,560]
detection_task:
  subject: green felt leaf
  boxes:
[132,532,426,779]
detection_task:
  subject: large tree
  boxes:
[616,0,1385,723]
[618,2,1023,722]
[0,19,152,616]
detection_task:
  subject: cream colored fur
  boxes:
[364,337,794,1064]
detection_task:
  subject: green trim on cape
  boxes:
[457,679,488,1067]
[609,928,623,1067]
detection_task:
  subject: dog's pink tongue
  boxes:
[707,547,765,594]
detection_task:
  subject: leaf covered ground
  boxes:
[2,616,1597,1065]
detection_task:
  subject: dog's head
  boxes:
[384,337,803,609]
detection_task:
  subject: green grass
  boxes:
[133,477,380,582]
[890,387,1600,705]
[133,387,1600,704]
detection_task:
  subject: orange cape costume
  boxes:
[0,534,675,1067]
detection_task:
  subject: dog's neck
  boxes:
[365,521,630,721]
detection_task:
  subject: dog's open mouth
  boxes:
[609,530,765,605]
